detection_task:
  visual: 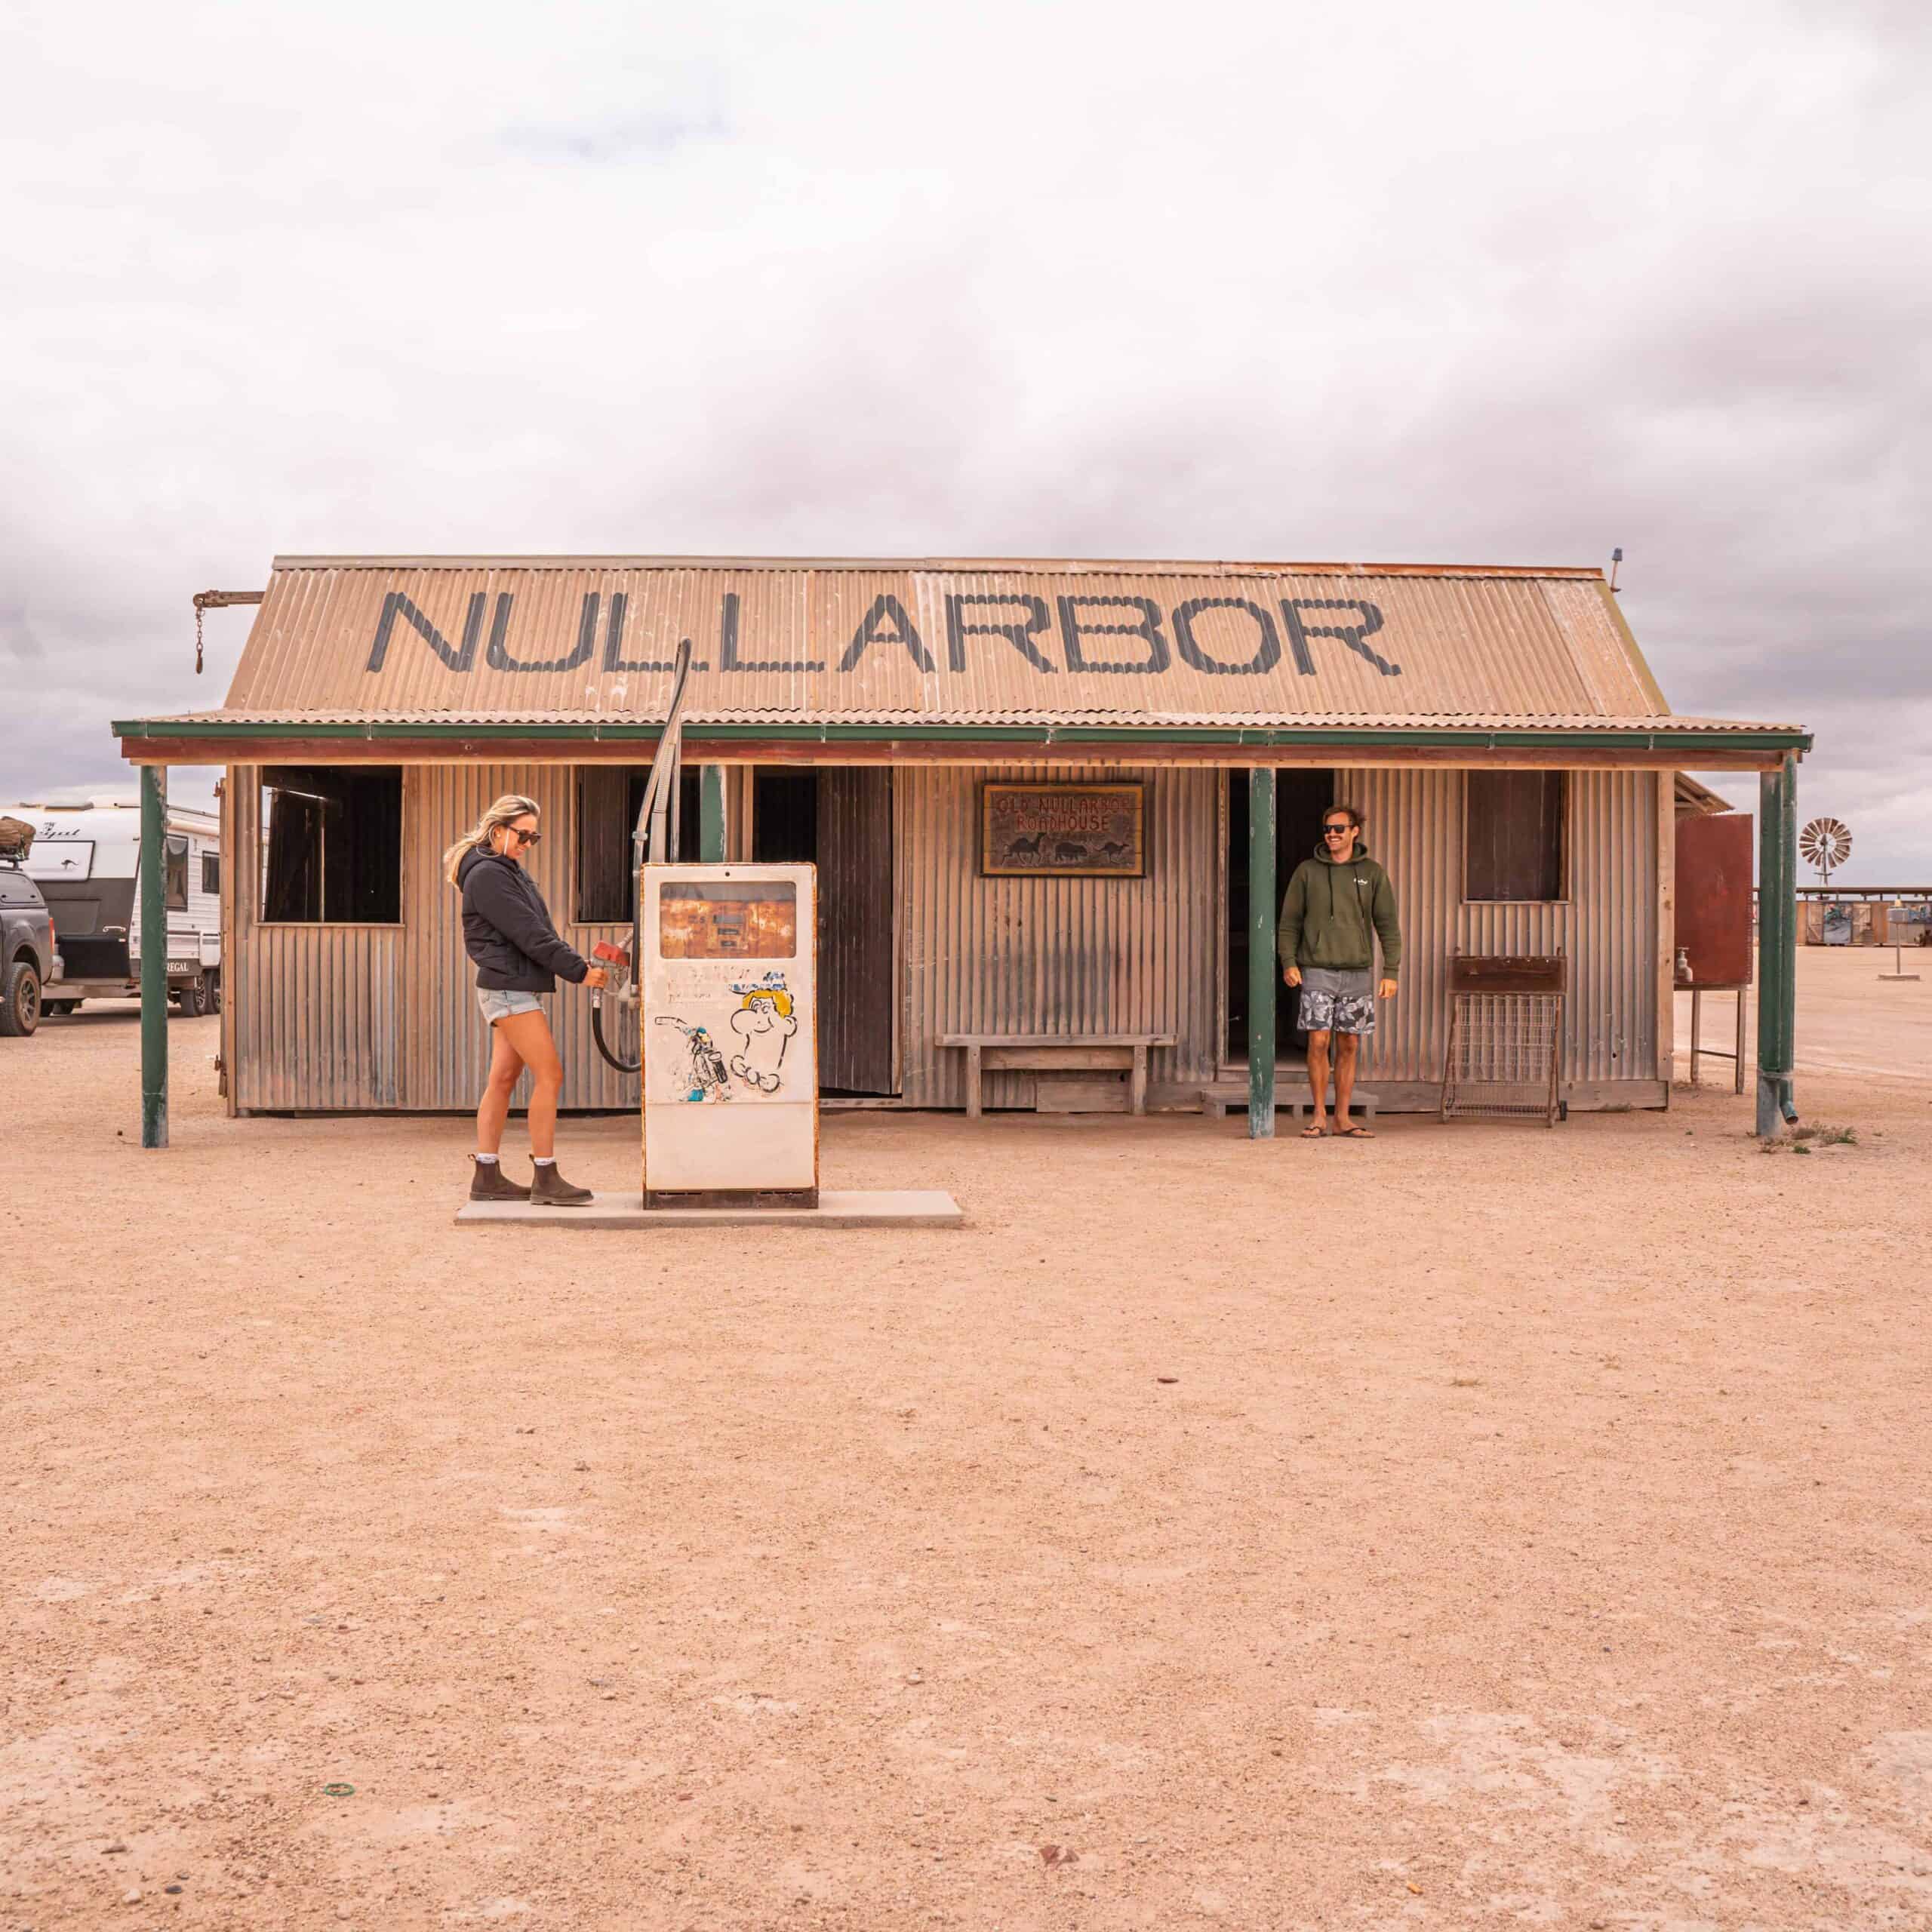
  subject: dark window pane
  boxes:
[576,767,703,921]
[1465,771,1566,901]
[576,768,637,923]
[260,768,402,922]
[164,835,189,911]
[752,769,817,863]
[201,852,220,896]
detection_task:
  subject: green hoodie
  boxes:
[1277,835,1402,980]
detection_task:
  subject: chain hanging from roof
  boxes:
[191,589,265,675]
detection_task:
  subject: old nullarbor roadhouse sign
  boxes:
[980,783,1147,878]
[363,589,1402,680]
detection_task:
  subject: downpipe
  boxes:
[586,775,659,1075]
[592,641,688,1078]
[1755,1068,1799,1137]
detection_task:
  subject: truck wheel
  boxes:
[205,973,221,1015]
[176,977,208,1018]
[0,961,42,1037]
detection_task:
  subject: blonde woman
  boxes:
[445,795,608,1204]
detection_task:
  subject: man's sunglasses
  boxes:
[1323,823,1354,835]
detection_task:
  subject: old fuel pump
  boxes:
[638,863,817,1206]
[580,638,819,1208]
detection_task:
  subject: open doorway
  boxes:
[1226,769,1335,1064]
[754,768,897,1096]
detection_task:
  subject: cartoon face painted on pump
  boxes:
[728,982,798,1092]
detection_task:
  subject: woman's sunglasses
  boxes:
[508,827,541,848]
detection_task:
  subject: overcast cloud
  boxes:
[3,0,1927,879]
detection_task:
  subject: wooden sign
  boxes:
[1448,954,1567,995]
[980,782,1146,878]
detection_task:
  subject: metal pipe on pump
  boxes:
[589,638,695,1075]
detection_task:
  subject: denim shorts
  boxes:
[1297,966,1376,1035]
[477,987,544,1026]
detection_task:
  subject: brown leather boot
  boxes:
[529,1161,594,1207]
[469,1157,531,1201]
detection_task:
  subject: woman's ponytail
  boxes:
[444,794,541,889]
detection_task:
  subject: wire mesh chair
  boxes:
[1439,955,1567,1128]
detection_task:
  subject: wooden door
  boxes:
[817,768,896,1094]
[1675,810,1755,987]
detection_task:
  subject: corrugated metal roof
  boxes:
[192,555,1715,731]
[1675,773,1738,814]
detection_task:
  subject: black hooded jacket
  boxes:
[457,846,589,993]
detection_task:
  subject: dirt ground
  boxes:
[5,949,1930,1930]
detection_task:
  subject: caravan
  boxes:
[5,798,223,1015]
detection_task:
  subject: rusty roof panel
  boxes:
[211,556,1703,729]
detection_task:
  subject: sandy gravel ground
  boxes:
[5,951,1929,1930]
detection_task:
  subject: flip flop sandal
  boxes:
[1300,1122,1327,1138]
[1334,1125,1376,1139]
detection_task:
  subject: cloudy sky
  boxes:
[5,0,1926,881]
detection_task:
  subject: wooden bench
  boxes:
[940,1033,1177,1118]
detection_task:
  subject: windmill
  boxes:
[1800,817,1852,887]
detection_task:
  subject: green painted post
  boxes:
[140,763,170,1149]
[1247,768,1277,1139]
[1755,754,1798,1136]
[698,764,726,863]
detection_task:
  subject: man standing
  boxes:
[1278,803,1401,1139]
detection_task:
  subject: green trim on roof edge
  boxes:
[112,716,1813,752]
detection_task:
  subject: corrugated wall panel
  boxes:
[230,761,643,1112]
[229,765,403,1109]
[1351,768,1657,1088]
[401,764,639,1112]
[897,764,1220,1109]
[1350,767,1457,1090]
[225,758,1655,1111]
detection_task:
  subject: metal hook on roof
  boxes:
[191,589,265,674]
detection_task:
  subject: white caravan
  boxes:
[3,798,223,1014]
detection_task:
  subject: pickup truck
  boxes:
[1,855,54,1036]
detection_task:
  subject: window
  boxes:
[202,852,220,897]
[164,834,190,911]
[576,766,702,922]
[1465,771,1567,902]
[260,767,403,923]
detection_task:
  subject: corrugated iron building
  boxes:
[116,555,1810,1118]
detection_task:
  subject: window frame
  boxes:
[257,767,407,928]
[164,833,191,912]
[572,765,703,927]
[1460,769,1571,905]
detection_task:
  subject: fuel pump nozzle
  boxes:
[588,940,640,1072]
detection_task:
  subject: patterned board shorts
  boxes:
[1297,966,1377,1036]
[476,987,544,1025]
